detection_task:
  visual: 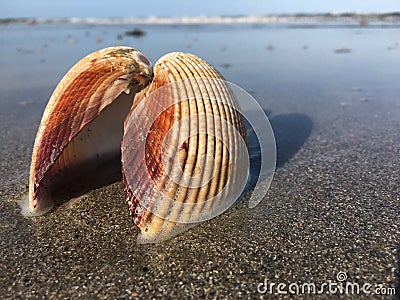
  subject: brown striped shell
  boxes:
[24,47,249,243]
[122,52,248,243]
[26,47,153,214]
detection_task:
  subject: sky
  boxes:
[0,0,399,19]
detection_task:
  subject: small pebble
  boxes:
[334,48,352,54]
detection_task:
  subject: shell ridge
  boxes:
[159,55,202,232]
[147,57,193,235]
[184,55,242,217]
[171,55,217,223]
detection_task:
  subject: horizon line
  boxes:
[1,12,400,25]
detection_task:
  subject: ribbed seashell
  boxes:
[22,47,249,244]
[121,52,248,243]
[23,47,153,215]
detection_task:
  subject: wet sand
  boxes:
[0,23,399,298]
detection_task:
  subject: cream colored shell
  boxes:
[25,47,248,244]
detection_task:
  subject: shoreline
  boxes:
[1,12,400,26]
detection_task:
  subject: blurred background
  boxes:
[1,0,399,18]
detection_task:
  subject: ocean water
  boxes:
[1,21,399,182]
[0,22,398,182]
[0,22,399,155]
[0,22,399,103]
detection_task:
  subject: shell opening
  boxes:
[30,91,136,211]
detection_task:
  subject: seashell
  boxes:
[24,46,153,215]
[23,47,249,243]
[121,52,248,243]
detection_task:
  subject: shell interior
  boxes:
[27,46,153,214]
